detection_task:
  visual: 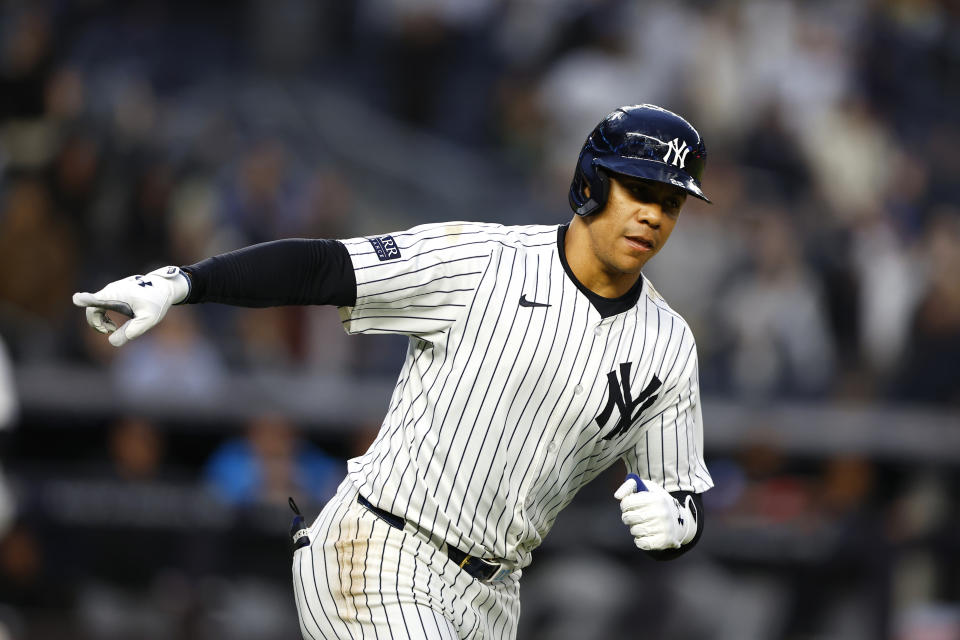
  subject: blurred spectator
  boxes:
[887,472,953,610]
[723,435,815,527]
[719,212,836,397]
[166,176,223,266]
[0,521,71,631]
[112,160,176,273]
[0,8,54,120]
[0,523,44,607]
[44,66,86,123]
[219,139,297,246]
[108,416,166,483]
[517,552,640,640]
[111,306,226,400]
[293,164,356,239]
[0,177,78,322]
[493,71,546,173]
[860,0,959,134]
[851,212,924,378]
[234,307,305,369]
[781,456,890,639]
[800,97,895,222]
[891,212,960,404]
[204,414,343,506]
[735,101,812,202]
[48,130,103,237]
[355,0,499,143]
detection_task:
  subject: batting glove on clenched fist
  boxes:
[72,267,190,347]
[614,474,698,550]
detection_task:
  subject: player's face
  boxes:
[584,175,686,277]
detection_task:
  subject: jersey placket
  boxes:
[553,315,619,472]
[520,308,614,536]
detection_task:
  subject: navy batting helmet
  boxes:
[569,104,710,216]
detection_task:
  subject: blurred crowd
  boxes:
[1,0,959,638]
[0,0,957,403]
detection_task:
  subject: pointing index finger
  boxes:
[72,293,134,318]
[72,292,97,307]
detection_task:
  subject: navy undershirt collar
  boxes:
[556,224,645,319]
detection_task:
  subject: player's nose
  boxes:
[635,202,663,228]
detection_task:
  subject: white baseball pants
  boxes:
[292,479,522,639]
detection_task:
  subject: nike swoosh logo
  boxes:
[519,294,551,308]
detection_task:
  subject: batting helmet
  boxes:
[569,104,710,216]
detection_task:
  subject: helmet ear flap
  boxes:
[569,165,591,215]
[572,166,609,216]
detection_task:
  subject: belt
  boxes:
[356,494,511,583]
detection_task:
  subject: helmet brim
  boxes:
[595,157,711,203]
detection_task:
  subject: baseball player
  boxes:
[74,104,714,639]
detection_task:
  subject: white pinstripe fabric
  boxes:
[294,222,713,638]
[294,479,521,640]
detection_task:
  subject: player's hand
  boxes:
[614,474,697,550]
[72,266,190,347]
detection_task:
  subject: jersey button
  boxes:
[574,384,583,395]
[594,326,602,336]
[547,441,557,452]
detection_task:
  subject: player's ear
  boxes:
[584,185,591,198]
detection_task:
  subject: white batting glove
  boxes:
[614,474,698,550]
[72,266,190,347]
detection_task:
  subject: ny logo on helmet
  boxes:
[663,138,690,169]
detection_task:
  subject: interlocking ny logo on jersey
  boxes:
[662,138,690,169]
[368,235,402,261]
[596,362,662,440]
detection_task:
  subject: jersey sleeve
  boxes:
[623,341,714,494]
[337,222,496,338]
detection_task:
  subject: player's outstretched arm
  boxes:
[614,474,703,559]
[73,238,357,346]
[73,266,190,347]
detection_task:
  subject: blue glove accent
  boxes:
[626,473,648,492]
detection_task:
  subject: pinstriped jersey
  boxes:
[338,222,713,569]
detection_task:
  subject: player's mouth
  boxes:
[625,235,655,252]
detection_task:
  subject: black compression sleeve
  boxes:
[641,491,705,562]
[180,238,356,307]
